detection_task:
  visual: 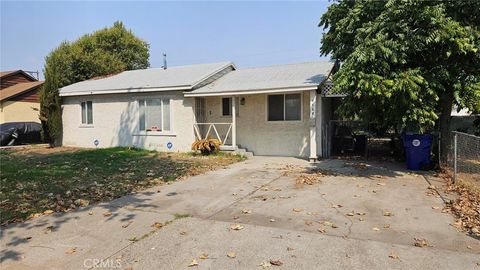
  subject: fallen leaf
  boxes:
[180,231,187,235]
[388,251,400,260]
[432,206,440,210]
[383,211,393,217]
[188,259,198,267]
[270,259,283,266]
[259,261,272,268]
[230,224,244,230]
[383,224,391,229]
[377,183,386,186]
[372,227,380,231]
[269,219,276,222]
[413,237,428,247]
[199,253,209,259]
[152,222,163,229]
[103,211,112,217]
[122,221,133,228]
[292,208,302,212]
[346,212,355,216]
[331,204,343,208]
[227,251,236,258]
[65,247,77,254]
[43,210,54,215]
[242,209,252,214]
[317,228,326,233]
[322,221,338,228]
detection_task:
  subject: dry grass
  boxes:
[0,146,245,225]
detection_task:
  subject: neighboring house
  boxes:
[59,61,342,160]
[0,70,43,124]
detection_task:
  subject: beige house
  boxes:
[0,70,43,124]
[60,61,340,160]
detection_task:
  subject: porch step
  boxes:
[220,146,254,158]
[234,148,254,158]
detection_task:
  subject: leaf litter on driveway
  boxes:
[230,224,244,230]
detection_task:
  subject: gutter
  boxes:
[59,85,191,97]
[183,85,318,97]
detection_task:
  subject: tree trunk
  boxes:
[439,93,453,167]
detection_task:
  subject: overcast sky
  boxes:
[1,1,331,79]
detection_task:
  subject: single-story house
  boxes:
[0,70,43,124]
[59,61,343,160]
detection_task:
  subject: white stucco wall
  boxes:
[202,93,312,157]
[62,91,195,152]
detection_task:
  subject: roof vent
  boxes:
[162,53,167,70]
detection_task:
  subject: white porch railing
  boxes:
[193,123,232,146]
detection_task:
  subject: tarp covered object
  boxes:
[0,122,43,146]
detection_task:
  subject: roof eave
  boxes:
[0,82,43,102]
[184,85,319,97]
[60,85,192,97]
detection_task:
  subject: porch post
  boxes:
[309,90,317,162]
[231,96,237,149]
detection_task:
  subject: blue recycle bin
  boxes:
[403,134,433,170]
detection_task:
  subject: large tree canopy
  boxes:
[319,0,480,162]
[39,21,150,144]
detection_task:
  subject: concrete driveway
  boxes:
[1,157,479,269]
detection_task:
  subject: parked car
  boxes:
[0,122,42,146]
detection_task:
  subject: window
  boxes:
[267,93,301,121]
[139,98,171,132]
[81,101,93,125]
[221,97,240,116]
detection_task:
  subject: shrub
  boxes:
[192,139,221,155]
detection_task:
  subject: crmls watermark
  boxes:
[83,258,122,268]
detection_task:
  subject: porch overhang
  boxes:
[184,85,319,97]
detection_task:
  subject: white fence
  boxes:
[193,123,232,146]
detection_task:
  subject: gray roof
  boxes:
[60,62,234,96]
[185,61,335,96]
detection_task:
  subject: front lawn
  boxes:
[0,146,245,225]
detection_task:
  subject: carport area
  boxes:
[2,157,479,269]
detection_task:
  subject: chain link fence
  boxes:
[449,131,480,188]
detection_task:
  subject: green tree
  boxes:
[39,21,149,145]
[319,0,480,164]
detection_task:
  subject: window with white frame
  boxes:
[267,93,301,121]
[81,101,93,125]
[139,98,171,132]
[221,97,239,116]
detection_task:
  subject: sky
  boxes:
[1,1,331,79]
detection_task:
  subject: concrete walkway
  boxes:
[1,157,479,269]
